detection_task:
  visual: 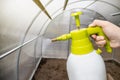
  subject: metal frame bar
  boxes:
[29,57,42,80]
[0,37,38,59]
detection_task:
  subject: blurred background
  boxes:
[0,0,120,80]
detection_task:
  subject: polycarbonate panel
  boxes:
[46,0,64,16]
[19,40,36,80]
[68,0,95,3]
[0,50,19,80]
[101,0,120,9]
[42,11,71,58]
[66,1,95,10]
[35,11,50,26]
[24,11,50,42]
[39,19,51,36]
[35,36,42,62]
[114,48,120,62]
[40,0,52,6]
[101,50,113,60]
[70,9,105,28]
[0,0,40,55]
[52,8,63,19]
[68,0,80,3]
[87,1,120,25]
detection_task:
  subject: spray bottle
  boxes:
[51,11,112,80]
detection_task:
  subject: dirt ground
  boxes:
[105,60,120,80]
[33,58,120,80]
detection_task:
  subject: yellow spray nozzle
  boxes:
[71,11,83,28]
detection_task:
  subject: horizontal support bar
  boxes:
[0,36,39,59]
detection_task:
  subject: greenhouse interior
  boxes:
[0,0,120,80]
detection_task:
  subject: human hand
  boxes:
[89,20,120,48]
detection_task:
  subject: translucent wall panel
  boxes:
[35,37,42,63]
[70,9,101,29]
[114,48,120,62]
[40,0,52,6]
[101,0,120,9]
[68,0,95,3]
[66,1,95,10]
[42,11,71,58]
[46,0,65,17]
[100,50,113,60]
[66,0,120,25]
[87,1,120,25]
[0,50,19,80]
[19,40,36,80]
[51,8,65,19]
[0,0,40,55]
[39,19,51,36]
[68,0,120,9]
[24,11,49,42]
[67,0,79,3]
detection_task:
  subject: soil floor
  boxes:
[33,58,120,80]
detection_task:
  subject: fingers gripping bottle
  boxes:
[51,11,112,80]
